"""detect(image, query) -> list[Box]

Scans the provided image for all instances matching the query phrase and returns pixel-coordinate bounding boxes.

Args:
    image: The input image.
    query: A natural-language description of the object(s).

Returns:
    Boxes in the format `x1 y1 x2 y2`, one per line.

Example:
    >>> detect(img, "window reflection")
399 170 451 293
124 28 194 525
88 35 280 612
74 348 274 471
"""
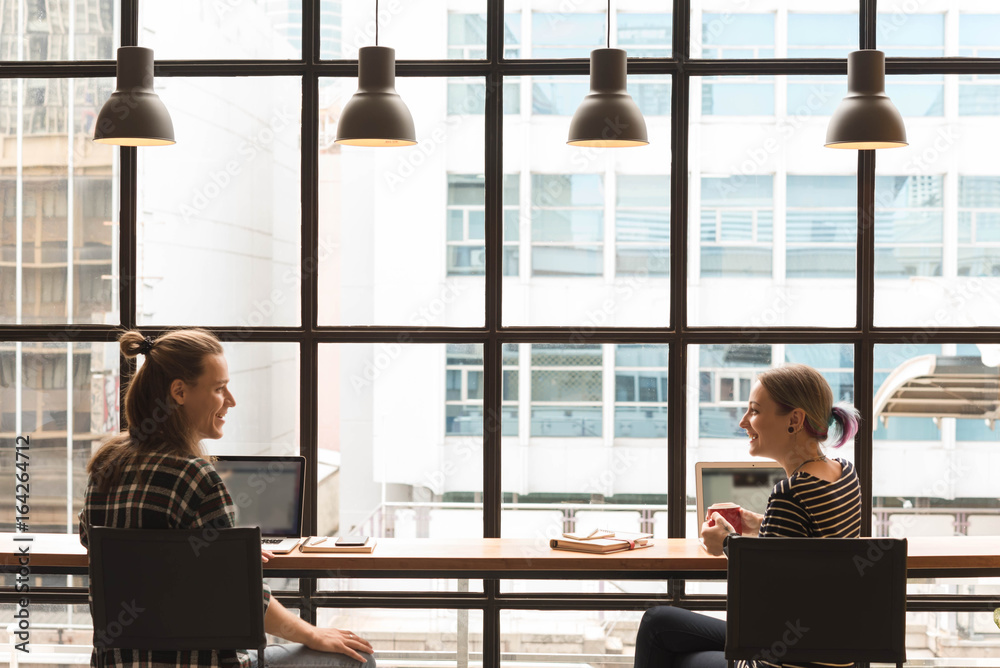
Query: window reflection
700 176 773 277
873 344 1000 539
786 176 856 279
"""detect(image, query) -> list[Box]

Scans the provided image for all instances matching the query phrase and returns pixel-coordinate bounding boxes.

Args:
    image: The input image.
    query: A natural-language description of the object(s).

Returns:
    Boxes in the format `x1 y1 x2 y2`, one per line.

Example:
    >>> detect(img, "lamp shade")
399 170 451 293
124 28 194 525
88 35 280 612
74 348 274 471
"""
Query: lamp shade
825 50 907 150
335 46 417 147
93 47 175 147
567 48 648 148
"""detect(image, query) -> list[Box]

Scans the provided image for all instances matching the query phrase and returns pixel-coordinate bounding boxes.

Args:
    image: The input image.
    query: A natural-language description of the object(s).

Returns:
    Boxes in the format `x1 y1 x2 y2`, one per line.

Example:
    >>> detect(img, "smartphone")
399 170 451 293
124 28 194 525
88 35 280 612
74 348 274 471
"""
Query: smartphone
335 536 368 547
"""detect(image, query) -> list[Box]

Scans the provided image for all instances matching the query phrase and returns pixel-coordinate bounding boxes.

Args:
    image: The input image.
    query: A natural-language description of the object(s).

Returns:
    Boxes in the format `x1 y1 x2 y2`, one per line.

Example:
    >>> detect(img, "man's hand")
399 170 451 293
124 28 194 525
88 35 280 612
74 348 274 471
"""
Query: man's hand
304 628 374 663
700 512 734 556
261 548 275 563
740 509 764 537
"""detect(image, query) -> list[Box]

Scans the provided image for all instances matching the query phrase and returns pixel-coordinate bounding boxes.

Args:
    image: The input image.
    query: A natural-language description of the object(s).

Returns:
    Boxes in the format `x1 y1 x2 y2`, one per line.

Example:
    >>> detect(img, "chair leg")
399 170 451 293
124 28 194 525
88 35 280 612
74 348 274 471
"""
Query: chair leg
259 643 267 668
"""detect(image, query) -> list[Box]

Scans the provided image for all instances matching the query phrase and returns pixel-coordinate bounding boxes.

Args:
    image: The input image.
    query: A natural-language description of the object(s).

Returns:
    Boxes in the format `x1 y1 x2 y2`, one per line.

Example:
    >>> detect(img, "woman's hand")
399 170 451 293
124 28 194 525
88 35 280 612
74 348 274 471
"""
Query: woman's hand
264 596 373 661
740 509 764 537
700 512 734 556
261 548 275 563
304 628 373 663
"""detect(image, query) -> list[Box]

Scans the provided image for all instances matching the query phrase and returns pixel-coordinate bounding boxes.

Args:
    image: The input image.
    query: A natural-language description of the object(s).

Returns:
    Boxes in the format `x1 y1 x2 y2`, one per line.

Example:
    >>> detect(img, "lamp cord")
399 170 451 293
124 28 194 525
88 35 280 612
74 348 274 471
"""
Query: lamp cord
376 0 379 46
607 0 610 48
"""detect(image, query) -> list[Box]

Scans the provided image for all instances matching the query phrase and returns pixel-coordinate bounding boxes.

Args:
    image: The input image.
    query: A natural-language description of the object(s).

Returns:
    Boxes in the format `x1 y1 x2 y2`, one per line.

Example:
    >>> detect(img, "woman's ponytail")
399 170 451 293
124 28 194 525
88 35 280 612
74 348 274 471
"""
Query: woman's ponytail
829 403 860 448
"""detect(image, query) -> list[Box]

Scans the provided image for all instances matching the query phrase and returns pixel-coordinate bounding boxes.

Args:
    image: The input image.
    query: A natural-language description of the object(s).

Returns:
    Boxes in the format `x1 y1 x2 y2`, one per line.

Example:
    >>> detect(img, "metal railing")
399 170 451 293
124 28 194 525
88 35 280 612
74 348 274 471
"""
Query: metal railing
355 501 1000 539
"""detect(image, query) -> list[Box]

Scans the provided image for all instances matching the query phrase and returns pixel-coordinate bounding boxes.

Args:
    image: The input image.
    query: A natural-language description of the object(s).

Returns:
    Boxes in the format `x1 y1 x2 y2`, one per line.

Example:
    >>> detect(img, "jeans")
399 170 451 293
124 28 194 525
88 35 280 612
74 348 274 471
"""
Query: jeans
247 644 375 668
634 606 726 668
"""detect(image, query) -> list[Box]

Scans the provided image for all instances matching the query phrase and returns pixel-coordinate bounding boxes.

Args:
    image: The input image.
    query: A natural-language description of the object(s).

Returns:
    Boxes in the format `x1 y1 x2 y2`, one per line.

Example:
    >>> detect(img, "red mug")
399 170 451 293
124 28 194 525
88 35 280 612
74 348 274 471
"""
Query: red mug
707 502 743 535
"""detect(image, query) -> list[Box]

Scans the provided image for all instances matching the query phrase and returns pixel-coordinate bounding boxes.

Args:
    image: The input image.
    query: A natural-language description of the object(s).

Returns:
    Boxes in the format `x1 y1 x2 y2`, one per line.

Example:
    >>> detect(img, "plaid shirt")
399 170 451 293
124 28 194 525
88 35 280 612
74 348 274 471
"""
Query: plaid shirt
79 452 271 668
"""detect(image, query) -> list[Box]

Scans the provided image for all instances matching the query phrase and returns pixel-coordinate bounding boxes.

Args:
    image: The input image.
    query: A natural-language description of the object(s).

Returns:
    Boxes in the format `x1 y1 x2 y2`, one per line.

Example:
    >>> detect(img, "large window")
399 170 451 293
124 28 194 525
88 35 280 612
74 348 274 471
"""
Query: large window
4 0 1000 665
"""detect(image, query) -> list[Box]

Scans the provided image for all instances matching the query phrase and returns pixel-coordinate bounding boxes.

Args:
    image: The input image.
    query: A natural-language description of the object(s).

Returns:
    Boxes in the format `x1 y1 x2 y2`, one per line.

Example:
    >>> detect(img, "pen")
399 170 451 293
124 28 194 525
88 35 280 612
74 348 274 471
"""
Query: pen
312 537 327 545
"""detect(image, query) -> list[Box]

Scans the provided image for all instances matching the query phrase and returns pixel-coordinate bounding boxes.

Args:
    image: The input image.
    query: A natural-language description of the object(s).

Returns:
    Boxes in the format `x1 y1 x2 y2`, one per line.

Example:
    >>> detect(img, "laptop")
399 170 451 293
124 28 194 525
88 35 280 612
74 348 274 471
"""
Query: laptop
210 455 306 554
695 461 787 527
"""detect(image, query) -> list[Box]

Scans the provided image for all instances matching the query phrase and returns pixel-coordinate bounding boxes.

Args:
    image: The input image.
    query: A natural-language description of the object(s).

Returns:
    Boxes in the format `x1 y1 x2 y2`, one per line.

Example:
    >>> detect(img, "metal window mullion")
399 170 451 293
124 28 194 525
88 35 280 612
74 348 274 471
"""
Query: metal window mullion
15 76 24 327
668 0 690 548
857 149 877 536
65 37 76 530
861 0 876 51
483 0 504 547
297 0 322 628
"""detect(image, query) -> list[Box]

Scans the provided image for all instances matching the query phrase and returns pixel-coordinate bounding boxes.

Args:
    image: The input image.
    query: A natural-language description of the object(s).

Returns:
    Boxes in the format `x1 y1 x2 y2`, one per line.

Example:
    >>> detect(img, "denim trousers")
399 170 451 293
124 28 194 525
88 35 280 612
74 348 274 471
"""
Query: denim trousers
247 645 375 668
633 606 727 668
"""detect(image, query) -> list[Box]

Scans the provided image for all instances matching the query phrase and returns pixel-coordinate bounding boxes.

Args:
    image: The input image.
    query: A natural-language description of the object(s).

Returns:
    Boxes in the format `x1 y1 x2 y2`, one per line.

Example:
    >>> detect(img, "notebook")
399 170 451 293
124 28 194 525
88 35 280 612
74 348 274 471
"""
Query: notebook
210 455 306 554
695 461 786 529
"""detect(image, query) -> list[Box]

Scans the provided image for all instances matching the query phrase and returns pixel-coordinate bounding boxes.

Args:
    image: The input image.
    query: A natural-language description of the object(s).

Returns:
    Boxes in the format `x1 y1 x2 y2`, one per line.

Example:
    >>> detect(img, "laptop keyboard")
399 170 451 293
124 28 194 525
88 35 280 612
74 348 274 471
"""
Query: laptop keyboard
262 538 284 544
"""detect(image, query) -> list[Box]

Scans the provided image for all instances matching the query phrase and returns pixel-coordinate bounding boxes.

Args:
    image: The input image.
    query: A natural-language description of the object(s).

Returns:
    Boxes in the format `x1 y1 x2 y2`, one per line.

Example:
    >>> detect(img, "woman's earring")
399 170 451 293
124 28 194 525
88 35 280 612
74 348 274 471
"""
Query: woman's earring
787 426 794 433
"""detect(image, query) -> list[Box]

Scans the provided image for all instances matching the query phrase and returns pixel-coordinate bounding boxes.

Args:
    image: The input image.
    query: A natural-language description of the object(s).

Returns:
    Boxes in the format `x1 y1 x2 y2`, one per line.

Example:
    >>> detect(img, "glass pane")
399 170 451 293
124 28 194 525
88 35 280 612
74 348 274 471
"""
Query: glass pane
875 77 1000 326
701 76 775 116
873 344 1000 539
616 343 669 440
140 1 302 59
694 3 856 59
532 12 604 59
503 344 668 539
875 175 944 280
205 342 300 458
1 0 117 60
690 81 858 325
445 174 512 277
0 78 117 325
504 76 672 326
501 609 648 664
0 341 118 533
531 75 589 116
959 7 1000 58
618 12 672 58
318 344 484 539
959 8 1000 113
787 12 857 58
696 11 775 59
617 175 670 278
136 77 301 327
876 9 945 57
316 608 484 664
688 344 856 539
507 7 672 59
786 75 847 117
325 1 488 60
885 74 945 117
319 77 485 326
0 603 92 661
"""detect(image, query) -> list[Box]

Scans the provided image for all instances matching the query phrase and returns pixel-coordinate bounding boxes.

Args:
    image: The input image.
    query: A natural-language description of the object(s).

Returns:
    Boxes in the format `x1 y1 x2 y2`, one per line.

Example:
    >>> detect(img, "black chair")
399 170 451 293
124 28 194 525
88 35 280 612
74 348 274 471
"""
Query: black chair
88 526 267 668
725 536 907 668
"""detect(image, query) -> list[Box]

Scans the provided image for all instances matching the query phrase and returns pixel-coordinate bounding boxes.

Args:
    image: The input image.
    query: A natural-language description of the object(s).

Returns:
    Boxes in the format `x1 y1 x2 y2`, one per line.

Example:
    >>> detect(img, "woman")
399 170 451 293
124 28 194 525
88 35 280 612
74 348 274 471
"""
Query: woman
80 328 375 668
633 363 862 668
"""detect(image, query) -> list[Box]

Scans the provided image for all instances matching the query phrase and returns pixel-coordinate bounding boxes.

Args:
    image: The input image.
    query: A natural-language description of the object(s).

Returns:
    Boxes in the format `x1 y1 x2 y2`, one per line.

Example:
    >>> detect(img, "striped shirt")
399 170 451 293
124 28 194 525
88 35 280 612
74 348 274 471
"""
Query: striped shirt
759 457 862 539
79 451 271 668
747 457 862 668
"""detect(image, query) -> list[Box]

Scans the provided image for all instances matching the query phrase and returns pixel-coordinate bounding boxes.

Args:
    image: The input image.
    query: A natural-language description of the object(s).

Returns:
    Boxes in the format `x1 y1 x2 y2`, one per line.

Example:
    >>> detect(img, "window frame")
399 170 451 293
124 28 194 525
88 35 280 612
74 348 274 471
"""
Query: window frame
3 0 999 645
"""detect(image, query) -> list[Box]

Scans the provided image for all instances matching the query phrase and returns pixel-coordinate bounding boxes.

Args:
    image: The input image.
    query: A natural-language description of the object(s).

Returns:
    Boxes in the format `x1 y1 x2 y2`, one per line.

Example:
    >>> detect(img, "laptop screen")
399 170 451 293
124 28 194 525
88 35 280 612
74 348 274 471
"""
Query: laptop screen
210 456 305 537
695 462 786 525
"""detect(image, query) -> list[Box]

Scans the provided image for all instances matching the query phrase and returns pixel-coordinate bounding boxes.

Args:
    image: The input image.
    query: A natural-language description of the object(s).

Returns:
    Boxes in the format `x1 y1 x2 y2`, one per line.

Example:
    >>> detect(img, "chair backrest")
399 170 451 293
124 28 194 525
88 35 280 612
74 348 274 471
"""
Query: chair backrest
88 526 265 660
725 536 907 667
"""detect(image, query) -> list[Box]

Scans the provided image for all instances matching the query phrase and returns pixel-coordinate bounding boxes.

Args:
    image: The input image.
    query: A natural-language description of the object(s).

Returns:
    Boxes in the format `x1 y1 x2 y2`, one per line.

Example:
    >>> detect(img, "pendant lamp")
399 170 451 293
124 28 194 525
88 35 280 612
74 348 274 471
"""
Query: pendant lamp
93 47 175 147
825 50 907 150
335 1 416 147
567 1 648 148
